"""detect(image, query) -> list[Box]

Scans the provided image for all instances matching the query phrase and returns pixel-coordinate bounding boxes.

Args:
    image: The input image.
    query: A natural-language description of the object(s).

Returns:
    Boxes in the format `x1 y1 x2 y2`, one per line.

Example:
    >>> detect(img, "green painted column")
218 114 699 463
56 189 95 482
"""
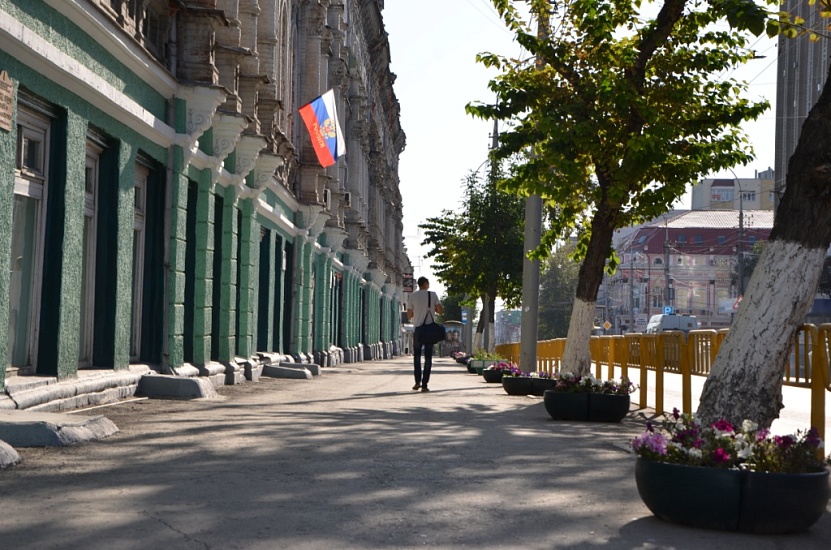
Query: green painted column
263 229 276 352
217 186 237 361
303 242 315 354
113 142 137 369
345 272 354 348
0 81 16 391
190 171 214 365
52 111 87 379
341 271 351 349
236 199 257 358
166 97 188 368
273 236 287 353
312 253 324 353
315 254 333 353
292 239 313 356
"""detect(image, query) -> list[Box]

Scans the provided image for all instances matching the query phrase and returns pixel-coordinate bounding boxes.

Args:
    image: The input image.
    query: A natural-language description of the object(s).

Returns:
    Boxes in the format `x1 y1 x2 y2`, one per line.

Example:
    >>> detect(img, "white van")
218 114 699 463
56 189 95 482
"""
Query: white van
645 314 699 334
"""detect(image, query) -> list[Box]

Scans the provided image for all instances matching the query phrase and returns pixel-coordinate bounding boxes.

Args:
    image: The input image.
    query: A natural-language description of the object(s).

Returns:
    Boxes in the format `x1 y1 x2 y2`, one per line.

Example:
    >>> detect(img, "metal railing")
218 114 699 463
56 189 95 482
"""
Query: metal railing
496 324 831 441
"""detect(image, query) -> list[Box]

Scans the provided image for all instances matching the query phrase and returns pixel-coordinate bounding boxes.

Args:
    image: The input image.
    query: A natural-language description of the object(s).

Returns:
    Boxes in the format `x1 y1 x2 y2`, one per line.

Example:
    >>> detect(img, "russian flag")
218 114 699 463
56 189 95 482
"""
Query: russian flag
299 89 346 168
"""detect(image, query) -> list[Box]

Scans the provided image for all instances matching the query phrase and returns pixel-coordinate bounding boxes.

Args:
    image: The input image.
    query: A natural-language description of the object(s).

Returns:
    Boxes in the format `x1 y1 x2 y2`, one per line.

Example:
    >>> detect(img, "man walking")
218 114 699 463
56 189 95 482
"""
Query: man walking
406 277 443 392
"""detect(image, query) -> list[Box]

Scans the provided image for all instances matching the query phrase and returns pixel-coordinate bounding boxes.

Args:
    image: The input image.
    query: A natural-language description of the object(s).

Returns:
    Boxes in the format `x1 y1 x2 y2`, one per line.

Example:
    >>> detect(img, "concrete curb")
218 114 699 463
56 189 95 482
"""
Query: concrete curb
0 410 119 447
138 374 219 399
3 367 150 412
262 365 312 379
280 362 322 376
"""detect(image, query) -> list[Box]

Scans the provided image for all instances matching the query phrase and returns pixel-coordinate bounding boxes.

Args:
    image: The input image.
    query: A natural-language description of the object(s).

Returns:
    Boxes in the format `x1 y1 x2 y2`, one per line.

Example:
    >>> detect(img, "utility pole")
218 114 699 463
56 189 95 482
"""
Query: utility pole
664 224 671 308
519 3 549 371
728 169 745 297
482 119 500 351
629 245 635 330
738 190 745 297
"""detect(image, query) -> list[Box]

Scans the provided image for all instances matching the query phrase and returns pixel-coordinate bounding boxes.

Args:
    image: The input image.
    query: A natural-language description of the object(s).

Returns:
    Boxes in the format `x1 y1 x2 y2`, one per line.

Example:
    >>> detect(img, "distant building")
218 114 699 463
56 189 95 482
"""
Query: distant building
495 310 521 345
604 210 773 331
775 0 826 205
692 170 775 212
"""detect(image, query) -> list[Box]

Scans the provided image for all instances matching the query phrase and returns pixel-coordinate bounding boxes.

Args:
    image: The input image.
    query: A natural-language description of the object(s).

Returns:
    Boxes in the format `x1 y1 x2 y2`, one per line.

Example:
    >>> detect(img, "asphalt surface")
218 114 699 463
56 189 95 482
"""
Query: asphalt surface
1 356 830 549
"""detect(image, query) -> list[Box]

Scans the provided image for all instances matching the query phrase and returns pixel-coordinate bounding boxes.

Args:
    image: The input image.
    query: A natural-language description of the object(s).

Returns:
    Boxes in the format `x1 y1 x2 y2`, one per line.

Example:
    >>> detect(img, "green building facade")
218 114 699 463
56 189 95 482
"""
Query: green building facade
0 0 410 392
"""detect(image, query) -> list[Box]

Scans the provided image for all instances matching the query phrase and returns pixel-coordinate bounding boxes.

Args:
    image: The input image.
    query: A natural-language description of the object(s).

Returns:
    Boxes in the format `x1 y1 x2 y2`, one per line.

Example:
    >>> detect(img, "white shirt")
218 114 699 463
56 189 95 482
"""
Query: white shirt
408 289 440 327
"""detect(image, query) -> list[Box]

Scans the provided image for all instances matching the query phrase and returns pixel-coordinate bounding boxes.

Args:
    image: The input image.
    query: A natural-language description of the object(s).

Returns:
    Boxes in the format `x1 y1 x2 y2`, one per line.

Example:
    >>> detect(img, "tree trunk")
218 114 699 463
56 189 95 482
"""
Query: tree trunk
561 204 616 376
473 293 497 352
697 62 831 428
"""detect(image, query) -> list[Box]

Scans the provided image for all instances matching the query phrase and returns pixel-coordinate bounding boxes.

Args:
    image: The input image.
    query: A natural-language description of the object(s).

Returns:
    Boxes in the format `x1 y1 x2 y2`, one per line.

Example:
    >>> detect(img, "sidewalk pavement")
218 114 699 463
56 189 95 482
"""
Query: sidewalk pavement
0 355 829 549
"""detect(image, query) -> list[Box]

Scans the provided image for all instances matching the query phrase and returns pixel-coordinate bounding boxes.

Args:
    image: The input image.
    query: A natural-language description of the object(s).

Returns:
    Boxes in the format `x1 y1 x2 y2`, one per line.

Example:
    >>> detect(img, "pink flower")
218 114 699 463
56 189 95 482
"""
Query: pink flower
713 448 731 463
711 419 734 433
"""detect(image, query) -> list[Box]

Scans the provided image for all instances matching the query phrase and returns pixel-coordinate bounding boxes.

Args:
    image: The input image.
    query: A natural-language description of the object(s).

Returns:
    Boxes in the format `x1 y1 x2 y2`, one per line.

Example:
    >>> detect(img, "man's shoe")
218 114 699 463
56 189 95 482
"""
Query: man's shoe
421 386 430 392
412 384 421 390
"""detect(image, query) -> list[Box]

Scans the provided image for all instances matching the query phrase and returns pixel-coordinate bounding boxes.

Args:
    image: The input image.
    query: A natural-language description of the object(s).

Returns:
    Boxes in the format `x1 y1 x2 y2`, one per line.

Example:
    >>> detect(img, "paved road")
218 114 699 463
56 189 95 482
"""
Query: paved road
1 356 829 549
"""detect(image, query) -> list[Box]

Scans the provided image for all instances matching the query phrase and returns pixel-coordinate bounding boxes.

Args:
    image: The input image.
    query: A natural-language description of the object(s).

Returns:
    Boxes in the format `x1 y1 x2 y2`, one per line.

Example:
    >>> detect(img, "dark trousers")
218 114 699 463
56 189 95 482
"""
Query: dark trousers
413 340 434 387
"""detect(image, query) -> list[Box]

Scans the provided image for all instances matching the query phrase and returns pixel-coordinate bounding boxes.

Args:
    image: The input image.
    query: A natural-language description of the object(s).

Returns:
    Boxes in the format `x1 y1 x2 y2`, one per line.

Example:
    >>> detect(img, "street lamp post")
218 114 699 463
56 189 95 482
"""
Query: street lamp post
727 168 745 297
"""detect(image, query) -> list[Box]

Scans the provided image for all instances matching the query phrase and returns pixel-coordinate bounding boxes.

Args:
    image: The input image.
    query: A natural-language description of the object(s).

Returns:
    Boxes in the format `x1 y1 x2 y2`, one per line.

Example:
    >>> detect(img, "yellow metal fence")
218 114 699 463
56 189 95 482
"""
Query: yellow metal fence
495 325 831 441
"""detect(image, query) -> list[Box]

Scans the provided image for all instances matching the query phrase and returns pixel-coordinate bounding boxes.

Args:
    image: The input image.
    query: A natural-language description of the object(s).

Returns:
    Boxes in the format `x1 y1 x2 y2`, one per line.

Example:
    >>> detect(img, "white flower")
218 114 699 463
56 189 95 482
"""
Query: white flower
741 419 758 432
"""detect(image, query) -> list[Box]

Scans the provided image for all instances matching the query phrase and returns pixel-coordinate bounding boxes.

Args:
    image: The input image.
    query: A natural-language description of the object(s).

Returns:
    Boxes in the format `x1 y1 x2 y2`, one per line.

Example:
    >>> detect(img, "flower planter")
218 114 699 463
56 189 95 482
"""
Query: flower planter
482 368 503 383
587 393 630 422
635 459 742 531
530 377 557 396
502 376 533 396
469 359 494 376
543 392 630 422
543 391 588 421
636 459 830 534
738 469 830 534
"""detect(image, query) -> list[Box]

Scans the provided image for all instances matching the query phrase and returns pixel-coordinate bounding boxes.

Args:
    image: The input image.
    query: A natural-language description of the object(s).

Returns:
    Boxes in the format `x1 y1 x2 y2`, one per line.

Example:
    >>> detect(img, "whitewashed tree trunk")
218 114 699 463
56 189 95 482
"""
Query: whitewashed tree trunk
561 298 595 375
697 62 831 428
697 242 826 427
471 322 496 353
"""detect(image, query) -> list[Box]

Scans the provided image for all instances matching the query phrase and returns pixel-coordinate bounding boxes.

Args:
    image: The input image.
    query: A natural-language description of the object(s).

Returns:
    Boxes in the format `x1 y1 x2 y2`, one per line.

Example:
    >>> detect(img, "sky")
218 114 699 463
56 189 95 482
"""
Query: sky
382 1 779 299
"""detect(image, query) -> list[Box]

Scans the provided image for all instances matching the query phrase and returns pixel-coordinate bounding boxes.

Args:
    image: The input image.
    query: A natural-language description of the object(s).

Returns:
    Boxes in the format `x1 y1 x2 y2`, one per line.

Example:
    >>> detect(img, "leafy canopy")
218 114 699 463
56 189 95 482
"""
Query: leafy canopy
419 161 525 308
468 0 773 267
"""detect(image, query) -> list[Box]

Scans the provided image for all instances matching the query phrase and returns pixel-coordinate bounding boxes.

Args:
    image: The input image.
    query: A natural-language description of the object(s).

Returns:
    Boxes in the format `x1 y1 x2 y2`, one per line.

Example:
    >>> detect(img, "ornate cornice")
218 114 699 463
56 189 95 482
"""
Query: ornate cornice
253 151 284 189
212 111 249 164
177 84 227 148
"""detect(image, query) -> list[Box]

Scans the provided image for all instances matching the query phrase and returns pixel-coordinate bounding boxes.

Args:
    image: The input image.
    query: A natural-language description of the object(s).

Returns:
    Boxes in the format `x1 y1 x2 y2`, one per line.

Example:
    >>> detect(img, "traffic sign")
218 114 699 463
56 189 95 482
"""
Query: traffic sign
663 306 674 315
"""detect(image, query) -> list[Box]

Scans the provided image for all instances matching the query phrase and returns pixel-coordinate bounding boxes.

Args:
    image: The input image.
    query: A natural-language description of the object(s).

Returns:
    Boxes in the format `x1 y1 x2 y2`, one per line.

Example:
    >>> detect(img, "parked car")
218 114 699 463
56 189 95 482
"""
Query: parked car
645 314 699 334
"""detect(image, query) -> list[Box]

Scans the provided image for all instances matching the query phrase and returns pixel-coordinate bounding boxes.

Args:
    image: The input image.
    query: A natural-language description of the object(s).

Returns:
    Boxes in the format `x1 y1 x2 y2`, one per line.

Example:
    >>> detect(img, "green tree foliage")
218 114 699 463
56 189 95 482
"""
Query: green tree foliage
538 243 581 339
438 293 477 324
468 0 771 373
419 161 525 328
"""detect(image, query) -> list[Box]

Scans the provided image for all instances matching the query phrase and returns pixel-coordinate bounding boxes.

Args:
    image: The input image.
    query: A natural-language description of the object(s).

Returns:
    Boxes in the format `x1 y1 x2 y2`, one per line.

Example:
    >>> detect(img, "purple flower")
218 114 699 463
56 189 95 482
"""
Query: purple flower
775 435 795 450
806 427 822 448
632 433 668 455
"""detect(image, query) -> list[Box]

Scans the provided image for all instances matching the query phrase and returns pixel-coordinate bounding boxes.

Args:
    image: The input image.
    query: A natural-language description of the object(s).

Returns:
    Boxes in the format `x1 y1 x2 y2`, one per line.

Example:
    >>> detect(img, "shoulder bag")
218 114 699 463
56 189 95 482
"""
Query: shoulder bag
415 292 446 346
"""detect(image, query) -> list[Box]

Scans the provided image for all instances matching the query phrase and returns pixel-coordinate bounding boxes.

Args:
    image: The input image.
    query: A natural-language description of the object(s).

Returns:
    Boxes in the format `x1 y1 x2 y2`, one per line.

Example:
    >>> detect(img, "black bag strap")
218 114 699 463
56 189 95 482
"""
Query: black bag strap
422 292 434 325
